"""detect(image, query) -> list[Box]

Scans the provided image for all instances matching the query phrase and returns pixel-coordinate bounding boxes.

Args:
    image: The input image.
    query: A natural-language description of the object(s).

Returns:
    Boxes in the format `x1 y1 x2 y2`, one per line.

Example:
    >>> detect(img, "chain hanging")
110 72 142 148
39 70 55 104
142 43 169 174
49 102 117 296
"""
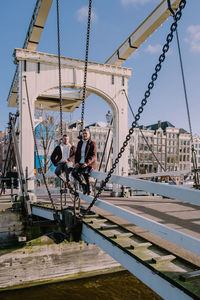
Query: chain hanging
56 0 63 137
24 76 61 222
82 0 186 216
80 0 92 133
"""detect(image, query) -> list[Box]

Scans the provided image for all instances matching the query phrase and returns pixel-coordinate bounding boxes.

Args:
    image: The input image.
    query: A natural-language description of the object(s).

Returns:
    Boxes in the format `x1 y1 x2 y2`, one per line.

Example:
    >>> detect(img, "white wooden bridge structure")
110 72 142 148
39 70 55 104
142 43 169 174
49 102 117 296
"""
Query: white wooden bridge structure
3 0 200 299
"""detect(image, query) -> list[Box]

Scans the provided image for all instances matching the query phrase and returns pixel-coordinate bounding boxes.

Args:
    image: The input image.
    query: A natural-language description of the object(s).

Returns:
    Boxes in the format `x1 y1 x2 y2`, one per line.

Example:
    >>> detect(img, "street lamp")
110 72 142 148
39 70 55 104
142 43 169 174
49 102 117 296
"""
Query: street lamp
106 110 112 126
34 103 44 128
38 103 44 118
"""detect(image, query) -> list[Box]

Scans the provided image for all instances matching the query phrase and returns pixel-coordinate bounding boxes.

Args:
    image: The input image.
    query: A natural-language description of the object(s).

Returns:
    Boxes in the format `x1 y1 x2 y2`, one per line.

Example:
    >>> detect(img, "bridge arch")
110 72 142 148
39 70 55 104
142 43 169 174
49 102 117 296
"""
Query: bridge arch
15 48 132 190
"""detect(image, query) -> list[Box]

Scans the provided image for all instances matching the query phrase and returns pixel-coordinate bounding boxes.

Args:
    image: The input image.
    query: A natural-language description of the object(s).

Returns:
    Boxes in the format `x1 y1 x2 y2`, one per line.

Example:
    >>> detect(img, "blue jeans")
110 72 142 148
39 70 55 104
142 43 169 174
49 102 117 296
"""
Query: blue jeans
55 162 70 182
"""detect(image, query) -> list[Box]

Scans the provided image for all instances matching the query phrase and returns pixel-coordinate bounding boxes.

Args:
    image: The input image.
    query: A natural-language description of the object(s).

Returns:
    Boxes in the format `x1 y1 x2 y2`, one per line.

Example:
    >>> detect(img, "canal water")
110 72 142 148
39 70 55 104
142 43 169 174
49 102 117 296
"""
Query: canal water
0 270 162 300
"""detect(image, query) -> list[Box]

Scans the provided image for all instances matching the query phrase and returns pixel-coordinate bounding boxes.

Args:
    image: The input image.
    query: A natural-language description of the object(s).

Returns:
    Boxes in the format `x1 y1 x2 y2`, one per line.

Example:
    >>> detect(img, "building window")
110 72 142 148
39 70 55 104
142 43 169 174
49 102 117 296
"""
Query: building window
111 75 114 85
37 62 40 73
122 76 125 86
24 60 27 72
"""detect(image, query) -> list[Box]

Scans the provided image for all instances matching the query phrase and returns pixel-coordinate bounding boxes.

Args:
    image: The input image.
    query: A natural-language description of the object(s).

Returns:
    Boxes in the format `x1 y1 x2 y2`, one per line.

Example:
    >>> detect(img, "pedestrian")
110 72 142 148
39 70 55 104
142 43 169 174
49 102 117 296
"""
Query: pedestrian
51 134 76 188
72 128 96 195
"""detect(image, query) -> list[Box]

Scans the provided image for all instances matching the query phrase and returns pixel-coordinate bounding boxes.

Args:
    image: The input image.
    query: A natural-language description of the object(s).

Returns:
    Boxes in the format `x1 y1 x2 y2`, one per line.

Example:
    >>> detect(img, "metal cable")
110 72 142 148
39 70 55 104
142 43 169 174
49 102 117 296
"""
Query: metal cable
174 17 200 186
24 76 60 222
94 119 113 193
81 0 186 217
123 89 177 184
80 0 92 133
175 26 193 140
56 0 63 137
168 0 198 186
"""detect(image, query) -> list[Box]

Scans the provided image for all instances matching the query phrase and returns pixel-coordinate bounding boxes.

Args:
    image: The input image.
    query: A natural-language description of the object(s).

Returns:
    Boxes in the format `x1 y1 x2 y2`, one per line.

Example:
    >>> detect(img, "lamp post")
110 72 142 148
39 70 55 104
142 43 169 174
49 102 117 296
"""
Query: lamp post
34 103 44 127
106 110 112 127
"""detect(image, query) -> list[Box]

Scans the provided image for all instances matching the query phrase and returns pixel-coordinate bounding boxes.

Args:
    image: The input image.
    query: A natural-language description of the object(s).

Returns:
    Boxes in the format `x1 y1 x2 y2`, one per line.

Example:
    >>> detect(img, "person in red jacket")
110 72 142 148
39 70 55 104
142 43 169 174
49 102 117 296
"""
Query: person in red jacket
51 135 76 188
72 128 96 195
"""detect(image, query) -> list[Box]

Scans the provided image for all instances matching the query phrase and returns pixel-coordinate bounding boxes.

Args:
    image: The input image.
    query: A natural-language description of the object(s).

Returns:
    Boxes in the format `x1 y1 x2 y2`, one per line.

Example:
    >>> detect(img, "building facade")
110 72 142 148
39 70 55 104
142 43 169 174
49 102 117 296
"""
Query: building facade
128 121 192 175
193 134 200 168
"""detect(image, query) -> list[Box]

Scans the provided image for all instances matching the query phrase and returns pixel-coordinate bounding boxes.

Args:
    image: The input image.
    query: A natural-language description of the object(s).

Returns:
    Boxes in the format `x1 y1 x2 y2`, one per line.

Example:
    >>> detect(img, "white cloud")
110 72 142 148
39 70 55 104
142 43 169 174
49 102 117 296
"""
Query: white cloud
121 0 153 5
76 6 98 23
145 44 162 54
185 25 200 53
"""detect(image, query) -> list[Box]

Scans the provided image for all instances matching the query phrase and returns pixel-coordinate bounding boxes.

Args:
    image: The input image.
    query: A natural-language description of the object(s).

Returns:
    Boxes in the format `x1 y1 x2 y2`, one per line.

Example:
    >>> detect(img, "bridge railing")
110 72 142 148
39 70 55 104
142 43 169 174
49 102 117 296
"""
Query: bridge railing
32 170 200 255
79 171 200 256
91 171 200 207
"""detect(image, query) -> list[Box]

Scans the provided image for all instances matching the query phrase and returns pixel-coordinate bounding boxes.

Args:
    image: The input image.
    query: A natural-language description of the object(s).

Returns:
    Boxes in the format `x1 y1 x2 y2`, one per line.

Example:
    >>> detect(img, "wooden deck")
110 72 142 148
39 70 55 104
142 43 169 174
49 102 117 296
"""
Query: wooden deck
33 191 200 267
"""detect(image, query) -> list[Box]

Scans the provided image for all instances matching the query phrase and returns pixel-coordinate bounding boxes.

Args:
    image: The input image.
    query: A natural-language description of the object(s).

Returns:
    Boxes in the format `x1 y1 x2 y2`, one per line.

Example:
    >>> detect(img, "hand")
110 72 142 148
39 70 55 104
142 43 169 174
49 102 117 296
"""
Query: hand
75 163 80 168
63 160 68 163
82 163 87 168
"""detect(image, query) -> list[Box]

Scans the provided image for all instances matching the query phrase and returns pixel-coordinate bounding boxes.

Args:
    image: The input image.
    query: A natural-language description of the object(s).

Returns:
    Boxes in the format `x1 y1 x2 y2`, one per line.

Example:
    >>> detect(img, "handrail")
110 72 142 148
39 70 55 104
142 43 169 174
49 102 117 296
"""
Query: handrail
91 171 200 207
34 170 200 206
80 192 200 256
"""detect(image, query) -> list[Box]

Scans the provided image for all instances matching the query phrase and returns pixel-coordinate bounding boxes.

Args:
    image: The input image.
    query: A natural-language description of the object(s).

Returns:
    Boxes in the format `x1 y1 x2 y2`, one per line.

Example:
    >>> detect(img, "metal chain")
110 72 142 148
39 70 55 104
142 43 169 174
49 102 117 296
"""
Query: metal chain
56 0 63 137
24 76 60 222
80 0 92 133
82 0 186 216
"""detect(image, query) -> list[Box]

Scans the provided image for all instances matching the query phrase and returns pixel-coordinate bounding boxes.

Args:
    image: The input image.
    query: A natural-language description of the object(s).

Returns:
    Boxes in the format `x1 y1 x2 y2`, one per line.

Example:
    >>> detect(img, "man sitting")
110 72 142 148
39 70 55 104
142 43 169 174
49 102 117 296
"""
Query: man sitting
72 128 96 195
51 134 76 189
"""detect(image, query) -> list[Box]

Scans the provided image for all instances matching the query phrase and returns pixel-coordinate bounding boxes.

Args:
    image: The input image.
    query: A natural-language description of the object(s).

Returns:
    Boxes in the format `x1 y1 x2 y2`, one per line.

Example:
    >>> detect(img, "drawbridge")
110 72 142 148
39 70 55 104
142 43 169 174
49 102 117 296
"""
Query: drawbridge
2 0 200 299
30 170 200 300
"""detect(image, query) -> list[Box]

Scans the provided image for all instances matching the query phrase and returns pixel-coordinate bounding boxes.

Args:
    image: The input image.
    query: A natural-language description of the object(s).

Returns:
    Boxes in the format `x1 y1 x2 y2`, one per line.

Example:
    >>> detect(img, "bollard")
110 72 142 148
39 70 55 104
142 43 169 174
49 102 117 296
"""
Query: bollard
11 177 14 202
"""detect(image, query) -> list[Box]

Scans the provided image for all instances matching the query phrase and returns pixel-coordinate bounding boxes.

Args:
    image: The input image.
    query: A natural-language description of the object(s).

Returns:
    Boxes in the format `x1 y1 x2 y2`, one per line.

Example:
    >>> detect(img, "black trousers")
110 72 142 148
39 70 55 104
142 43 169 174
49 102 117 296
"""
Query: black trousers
72 165 91 187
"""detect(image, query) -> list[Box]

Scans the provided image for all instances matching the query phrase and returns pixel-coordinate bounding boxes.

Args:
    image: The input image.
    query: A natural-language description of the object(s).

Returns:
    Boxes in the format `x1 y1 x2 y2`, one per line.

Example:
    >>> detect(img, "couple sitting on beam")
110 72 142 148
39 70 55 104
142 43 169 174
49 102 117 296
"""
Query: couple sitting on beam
50 128 96 195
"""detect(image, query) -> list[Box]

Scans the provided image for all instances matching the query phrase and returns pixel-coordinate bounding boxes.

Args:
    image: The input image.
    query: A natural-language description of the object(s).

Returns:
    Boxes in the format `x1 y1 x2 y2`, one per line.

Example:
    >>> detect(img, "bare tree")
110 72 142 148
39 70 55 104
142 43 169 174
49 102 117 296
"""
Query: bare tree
35 113 56 173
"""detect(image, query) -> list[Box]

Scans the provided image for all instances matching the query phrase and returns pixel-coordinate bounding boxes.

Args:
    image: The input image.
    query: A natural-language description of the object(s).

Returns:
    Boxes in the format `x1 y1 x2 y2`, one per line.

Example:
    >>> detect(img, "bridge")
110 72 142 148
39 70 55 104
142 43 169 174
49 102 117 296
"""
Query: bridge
1 0 200 299
28 170 200 300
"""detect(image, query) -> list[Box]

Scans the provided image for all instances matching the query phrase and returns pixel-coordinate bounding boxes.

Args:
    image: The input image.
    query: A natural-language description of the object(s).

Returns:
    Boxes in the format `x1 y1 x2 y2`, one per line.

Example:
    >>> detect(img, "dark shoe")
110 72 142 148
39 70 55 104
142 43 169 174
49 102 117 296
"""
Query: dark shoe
67 182 73 190
82 183 87 194
86 184 91 195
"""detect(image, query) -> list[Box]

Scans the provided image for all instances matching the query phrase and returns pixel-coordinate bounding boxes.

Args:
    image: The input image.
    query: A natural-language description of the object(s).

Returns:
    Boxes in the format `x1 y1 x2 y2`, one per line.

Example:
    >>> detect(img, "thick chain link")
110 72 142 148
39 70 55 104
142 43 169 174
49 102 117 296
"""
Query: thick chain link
80 0 92 132
83 0 186 216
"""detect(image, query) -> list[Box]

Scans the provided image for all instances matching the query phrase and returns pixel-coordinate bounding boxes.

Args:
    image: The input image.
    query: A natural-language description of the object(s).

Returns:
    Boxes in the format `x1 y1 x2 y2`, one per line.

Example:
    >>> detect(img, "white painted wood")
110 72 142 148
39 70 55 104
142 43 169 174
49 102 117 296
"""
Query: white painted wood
14 49 132 178
80 192 200 256
106 0 182 66
82 224 193 300
91 171 200 206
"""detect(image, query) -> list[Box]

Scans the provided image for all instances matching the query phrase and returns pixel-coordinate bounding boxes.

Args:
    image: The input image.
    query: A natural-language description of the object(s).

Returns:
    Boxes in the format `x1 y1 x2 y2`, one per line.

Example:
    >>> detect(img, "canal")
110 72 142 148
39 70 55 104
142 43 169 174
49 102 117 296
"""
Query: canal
0 270 162 300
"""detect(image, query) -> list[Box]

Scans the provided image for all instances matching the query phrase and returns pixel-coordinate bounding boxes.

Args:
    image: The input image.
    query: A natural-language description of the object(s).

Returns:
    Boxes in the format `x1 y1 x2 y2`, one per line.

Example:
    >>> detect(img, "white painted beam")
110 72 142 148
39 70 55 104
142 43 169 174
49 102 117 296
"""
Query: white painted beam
130 169 191 179
82 224 193 300
91 171 200 206
31 205 62 221
80 192 200 256
7 0 53 105
105 0 182 66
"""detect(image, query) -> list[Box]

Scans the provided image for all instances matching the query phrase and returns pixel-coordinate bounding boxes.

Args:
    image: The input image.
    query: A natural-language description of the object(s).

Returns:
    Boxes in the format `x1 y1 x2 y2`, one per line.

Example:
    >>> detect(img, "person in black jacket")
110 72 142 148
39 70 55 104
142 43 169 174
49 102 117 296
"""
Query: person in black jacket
51 135 76 188
72 128 96 194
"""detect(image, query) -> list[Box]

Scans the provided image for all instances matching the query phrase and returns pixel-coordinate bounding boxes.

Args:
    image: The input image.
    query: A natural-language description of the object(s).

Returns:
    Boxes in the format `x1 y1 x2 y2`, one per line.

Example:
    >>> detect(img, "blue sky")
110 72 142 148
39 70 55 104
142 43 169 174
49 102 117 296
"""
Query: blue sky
0 0 200 134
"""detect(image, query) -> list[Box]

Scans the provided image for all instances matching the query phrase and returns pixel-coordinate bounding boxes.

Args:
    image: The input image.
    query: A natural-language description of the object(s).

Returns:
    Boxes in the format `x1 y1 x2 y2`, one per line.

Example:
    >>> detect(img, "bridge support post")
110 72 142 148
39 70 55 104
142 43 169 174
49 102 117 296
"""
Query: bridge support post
18 60 35 192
